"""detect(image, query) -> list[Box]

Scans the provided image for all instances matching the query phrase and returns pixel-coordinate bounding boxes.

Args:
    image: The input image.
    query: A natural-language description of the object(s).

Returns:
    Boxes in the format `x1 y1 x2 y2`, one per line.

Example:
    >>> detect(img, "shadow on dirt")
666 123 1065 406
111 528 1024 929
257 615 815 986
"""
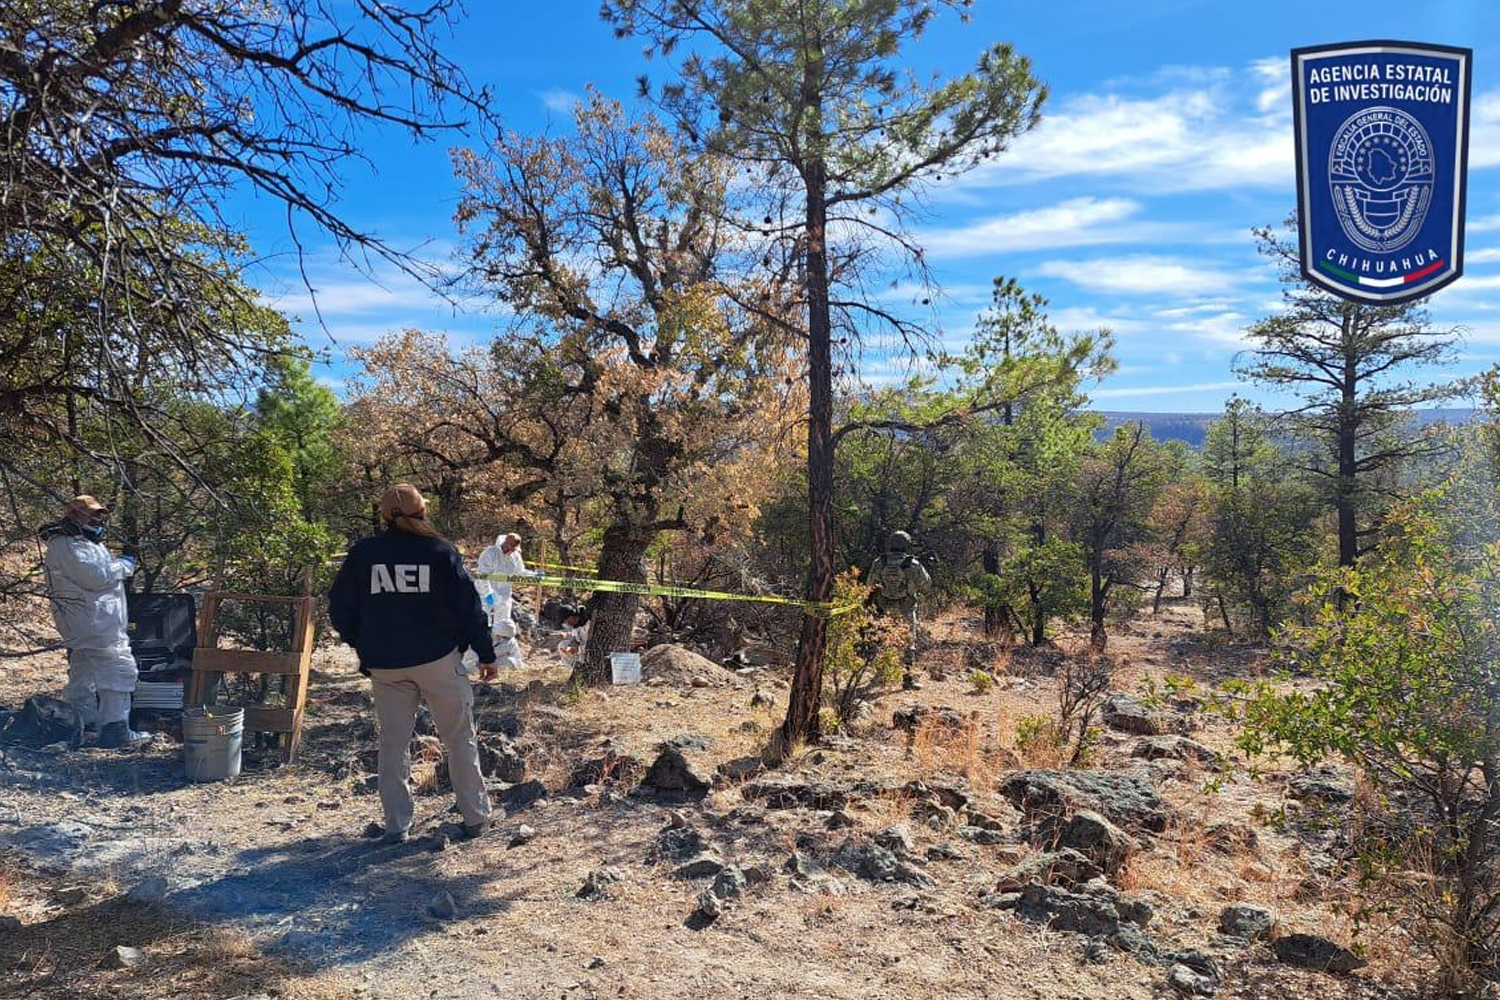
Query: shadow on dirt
167 831 523 970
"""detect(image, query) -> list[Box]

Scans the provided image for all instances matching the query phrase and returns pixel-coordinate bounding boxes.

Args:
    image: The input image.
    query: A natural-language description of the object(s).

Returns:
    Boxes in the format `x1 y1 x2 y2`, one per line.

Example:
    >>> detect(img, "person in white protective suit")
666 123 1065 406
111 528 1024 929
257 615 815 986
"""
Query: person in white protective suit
39 495 150 748
469 532 537 673
475 532 529 627
557 606 590 671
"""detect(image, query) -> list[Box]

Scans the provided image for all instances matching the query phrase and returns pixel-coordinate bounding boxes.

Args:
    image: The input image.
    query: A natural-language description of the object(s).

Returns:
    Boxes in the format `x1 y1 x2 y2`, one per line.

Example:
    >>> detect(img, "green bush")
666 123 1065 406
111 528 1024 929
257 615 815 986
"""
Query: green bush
822 570 904 726
1231 491 1500 991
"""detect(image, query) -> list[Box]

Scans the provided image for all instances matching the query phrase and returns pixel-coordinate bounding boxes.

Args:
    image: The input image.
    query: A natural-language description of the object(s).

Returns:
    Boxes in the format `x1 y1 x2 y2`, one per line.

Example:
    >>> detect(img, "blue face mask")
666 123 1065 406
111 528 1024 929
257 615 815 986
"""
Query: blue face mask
82 523 105 541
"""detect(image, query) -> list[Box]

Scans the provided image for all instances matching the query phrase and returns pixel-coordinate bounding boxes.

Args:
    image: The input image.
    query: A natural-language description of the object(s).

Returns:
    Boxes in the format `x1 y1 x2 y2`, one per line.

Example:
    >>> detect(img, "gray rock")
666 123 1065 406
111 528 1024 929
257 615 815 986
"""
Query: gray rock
831 840 935 889
1103 692 1168 736
927 844 968 862
959 825 1011 846
577 867 625 900
715 755 765 782
1167 964 1217 996
509 824 536 847
1272 933 1367 972
427 891 459 920
0 915 20 932
749 688 776 709
695 887 724 921
978 891 1022 910
995 849 1102 891
825 809 857 830
1016 880 1137 937
905 777 971 812
568 749 645 788
1000 769 1169 833
1050 809 1137 874
653 825 710 862
964 807 1012 831
785 850 830 881
709 865 747 900
641 748 712 800
674 854 728 879
740 775 850 810
125 876 168 905
105 945 147 969
1288 766 1354 806
1165 949 1222 980
499 779 548 810
892 705 967 734
657 733 713 752
1110 922 1158 958
1133 736 1222 768
872 824 915 856
1218 903 1275 941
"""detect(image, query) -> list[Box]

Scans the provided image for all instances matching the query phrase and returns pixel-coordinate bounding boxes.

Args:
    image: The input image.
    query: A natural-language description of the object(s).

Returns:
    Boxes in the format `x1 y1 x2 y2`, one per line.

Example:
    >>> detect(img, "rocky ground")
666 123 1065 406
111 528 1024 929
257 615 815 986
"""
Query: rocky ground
0 598 1438 999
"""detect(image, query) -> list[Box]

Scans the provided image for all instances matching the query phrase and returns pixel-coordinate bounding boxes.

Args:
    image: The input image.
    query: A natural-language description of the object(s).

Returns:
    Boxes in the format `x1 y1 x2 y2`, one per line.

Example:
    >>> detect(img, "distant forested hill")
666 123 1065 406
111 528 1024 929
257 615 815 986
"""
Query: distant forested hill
1095 408 1478 448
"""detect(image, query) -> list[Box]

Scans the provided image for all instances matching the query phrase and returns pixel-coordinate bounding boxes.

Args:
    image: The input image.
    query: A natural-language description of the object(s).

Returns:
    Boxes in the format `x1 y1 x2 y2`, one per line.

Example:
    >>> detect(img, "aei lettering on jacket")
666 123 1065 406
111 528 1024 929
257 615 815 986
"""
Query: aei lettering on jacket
370 564 431 594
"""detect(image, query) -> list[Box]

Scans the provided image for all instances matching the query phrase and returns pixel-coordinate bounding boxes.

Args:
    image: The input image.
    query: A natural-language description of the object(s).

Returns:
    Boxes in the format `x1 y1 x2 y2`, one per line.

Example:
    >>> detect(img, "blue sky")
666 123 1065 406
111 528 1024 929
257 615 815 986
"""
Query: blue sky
237 1 1500 413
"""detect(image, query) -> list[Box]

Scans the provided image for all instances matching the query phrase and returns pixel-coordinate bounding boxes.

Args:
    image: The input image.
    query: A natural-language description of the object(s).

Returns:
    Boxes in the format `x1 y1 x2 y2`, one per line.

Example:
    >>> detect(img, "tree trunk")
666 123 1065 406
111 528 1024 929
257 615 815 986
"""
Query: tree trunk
1089 561 1107 650
571 521 653 686
778 157 834 756
1182 566 1194 599
1028 584 1046 646
982 543 1004 637
1337 320 1359 568
1152 566 1168 614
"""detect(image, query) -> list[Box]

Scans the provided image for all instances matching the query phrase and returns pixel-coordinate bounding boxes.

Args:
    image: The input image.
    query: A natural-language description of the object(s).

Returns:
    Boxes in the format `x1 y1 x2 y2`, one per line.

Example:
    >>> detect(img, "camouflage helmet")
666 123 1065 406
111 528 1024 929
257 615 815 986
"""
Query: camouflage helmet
886 530 912 552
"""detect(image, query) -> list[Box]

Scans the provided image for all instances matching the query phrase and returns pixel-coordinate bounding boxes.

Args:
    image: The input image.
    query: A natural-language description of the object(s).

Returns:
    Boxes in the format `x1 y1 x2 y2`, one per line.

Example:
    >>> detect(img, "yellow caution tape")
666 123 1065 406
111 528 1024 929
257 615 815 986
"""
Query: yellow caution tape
480 571 858 618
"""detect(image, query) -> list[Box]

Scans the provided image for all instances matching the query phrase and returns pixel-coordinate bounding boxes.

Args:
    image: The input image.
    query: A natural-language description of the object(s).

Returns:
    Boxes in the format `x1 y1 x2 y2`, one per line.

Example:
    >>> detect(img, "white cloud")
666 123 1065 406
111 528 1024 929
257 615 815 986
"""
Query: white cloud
920 197 1203 258
1034 255 1235 297
1046 306 1150 336
1470 213 1500 233
272 278 450 319
537 88 581 114
1467 248 1500 264
943 59 1291 192
1470 88 1500 170
1165 310 1252 347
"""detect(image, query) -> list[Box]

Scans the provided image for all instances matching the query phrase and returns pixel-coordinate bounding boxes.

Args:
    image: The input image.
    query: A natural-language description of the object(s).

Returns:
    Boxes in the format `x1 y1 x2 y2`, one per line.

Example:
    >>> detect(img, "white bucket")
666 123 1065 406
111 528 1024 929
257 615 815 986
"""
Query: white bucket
183 706 243 782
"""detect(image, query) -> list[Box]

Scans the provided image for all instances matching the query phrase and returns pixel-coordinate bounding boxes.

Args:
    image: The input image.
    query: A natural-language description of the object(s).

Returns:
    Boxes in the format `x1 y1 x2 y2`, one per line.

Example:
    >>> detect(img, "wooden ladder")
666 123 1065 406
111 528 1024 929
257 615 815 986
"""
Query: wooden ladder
184 573 314 762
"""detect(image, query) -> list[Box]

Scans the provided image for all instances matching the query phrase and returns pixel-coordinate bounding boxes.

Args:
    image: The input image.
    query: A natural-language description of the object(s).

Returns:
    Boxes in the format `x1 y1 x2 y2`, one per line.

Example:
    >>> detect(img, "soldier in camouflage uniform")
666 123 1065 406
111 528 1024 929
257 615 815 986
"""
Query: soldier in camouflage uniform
866 530 932 690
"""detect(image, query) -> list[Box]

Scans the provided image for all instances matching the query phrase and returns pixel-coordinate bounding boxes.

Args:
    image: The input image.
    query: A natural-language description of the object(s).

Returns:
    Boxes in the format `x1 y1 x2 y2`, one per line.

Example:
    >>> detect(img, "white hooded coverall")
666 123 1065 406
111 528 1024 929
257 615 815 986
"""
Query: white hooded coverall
474 530 534 671
45 533 137 728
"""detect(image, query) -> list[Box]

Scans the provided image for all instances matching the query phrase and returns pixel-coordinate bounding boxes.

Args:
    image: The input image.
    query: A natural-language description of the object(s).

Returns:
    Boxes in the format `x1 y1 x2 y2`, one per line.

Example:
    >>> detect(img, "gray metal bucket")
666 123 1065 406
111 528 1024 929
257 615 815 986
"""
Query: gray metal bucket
183 706 243 782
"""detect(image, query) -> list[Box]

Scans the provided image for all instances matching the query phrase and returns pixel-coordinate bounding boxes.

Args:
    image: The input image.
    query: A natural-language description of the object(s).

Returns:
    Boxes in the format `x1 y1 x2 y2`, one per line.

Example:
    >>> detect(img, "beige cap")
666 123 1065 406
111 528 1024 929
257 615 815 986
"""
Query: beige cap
378 484 427 522
67 495 108 515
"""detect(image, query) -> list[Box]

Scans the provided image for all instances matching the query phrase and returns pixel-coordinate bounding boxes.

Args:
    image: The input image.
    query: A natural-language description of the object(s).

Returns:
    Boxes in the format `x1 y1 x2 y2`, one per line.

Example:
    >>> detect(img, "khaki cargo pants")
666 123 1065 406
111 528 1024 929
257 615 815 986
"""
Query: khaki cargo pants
370 649 492 834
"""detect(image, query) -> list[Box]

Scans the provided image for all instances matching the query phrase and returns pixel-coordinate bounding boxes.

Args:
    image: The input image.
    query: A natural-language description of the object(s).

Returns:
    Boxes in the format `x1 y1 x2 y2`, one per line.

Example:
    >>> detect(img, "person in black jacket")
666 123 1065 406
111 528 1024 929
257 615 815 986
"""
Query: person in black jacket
328 484 495 843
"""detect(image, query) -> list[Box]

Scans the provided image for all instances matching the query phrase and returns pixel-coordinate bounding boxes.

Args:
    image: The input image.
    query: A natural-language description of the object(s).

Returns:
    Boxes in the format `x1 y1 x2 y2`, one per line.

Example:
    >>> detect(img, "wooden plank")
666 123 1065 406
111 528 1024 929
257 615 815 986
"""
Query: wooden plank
191 648 303 675
285 595 314 761
243 706 296 733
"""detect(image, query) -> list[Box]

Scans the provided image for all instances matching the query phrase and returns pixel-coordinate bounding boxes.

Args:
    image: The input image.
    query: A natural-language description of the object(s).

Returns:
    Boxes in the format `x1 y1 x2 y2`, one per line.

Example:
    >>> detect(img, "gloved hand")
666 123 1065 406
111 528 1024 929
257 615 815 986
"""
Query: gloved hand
118 556 136 576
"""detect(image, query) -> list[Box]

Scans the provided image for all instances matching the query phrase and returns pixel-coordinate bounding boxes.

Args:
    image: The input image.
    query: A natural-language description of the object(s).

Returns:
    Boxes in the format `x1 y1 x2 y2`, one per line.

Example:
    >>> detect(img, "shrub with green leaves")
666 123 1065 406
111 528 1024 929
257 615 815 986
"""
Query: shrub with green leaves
822 569 904 727
1232 490 1500 990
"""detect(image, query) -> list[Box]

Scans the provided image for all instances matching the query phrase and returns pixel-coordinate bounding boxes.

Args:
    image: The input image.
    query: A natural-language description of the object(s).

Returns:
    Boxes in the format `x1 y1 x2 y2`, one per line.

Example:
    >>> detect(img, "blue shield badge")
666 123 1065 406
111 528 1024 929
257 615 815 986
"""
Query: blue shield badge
1292 41 1472 304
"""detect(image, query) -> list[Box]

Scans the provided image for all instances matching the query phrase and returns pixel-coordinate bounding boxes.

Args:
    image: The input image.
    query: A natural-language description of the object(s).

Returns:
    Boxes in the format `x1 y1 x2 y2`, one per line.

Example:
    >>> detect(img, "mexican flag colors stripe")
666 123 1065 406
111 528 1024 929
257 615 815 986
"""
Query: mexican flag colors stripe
1317 258 1448 290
